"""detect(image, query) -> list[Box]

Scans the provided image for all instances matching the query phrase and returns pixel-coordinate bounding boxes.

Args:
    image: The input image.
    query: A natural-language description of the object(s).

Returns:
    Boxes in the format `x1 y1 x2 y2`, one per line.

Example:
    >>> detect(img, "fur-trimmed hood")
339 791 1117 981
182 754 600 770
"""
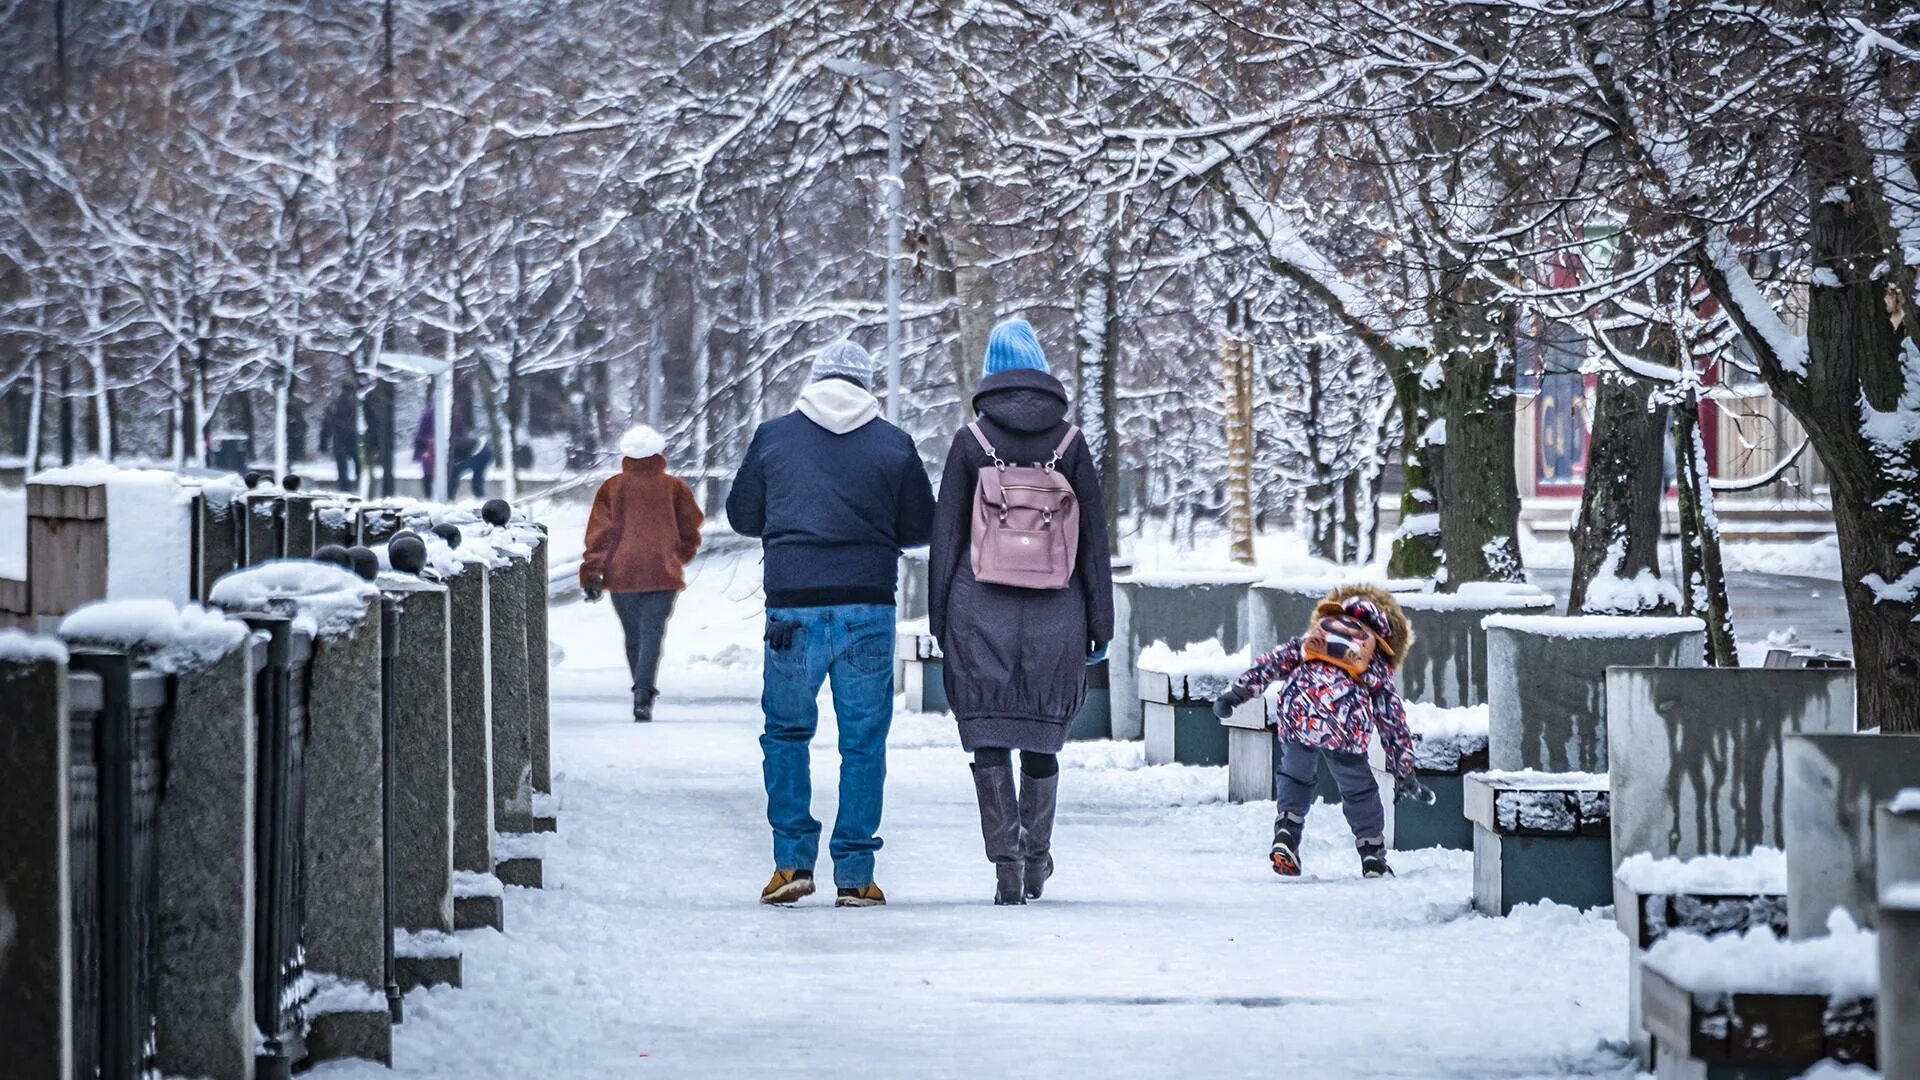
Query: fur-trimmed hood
1311 584 1414 670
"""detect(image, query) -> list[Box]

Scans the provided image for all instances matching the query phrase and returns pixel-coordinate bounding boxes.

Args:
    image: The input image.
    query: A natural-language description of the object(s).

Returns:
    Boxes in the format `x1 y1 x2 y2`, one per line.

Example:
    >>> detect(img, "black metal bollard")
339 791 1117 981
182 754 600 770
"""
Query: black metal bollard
379 595 404 1024
243 614 314 1080
65 649 166 1080
67 669 103 1080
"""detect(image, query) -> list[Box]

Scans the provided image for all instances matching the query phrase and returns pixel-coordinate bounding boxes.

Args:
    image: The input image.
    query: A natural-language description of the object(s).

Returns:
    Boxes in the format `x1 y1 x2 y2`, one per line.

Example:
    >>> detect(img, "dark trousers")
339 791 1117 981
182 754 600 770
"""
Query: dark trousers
611 590 677 704
333 445 356 490
1273 738 1385 844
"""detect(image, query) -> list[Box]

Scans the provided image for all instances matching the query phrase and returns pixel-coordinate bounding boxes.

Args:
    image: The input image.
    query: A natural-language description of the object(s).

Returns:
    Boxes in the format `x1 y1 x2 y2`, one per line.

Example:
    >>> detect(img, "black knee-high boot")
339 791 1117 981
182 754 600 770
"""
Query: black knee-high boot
970 763 1025 905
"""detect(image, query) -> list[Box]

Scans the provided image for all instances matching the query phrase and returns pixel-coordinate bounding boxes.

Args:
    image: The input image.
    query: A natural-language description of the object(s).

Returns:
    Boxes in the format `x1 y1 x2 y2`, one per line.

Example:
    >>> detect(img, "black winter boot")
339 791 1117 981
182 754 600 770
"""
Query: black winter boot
1018 770 1058 900
971 764 1025 905
1358 840 1394 879
1270 815 1304 877
633 689 656 723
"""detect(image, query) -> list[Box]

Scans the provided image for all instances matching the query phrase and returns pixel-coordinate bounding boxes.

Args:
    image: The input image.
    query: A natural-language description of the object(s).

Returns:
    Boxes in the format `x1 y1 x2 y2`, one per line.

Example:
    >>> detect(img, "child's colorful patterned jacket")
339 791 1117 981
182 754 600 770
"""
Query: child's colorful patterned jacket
1230 596 1416 778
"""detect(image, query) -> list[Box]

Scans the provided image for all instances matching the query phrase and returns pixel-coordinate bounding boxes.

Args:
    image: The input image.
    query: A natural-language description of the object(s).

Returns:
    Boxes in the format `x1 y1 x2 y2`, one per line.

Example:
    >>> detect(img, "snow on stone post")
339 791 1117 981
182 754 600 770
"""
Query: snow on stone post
243 490 286 566
207 564 391 1066
1879 792 1920 1079
1482 615 1705 773
525 522 553 802
1781 733 1920 940
443 551 500 931
1109 570 1259 742
58 601 257 1080
0 632 74 1079
312 498 359 550
358 504 403 546
282 491 319 559
1606 667 1856 868
376 573 462 989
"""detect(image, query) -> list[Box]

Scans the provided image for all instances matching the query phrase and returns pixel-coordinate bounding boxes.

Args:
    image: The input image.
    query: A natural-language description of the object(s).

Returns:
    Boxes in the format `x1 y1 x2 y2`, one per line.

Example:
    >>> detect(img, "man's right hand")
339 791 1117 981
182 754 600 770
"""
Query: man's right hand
583 580 604 603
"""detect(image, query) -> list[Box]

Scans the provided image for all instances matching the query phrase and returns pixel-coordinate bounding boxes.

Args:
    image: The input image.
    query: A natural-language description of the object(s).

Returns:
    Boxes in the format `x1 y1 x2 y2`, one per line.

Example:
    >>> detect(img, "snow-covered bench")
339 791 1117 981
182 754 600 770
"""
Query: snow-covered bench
1640 913 1878 1078
1138 640 1240 767
1614 849 1791 1066
1464 770 1613 916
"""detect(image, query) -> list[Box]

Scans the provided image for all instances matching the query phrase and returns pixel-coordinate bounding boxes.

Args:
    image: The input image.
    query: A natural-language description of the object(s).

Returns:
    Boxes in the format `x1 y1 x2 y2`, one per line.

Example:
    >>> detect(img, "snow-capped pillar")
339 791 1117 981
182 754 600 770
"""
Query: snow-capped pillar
357 503 403 546
1782 733 1920 939
242 489 287 566
1606 667 1855 869
192 486 245 603
283 490 319 559
69 614 257 1080
486 536 540 890
378 574 461 990
312 498 360 550
207 563 390 1066
1482 615 1705 774
1879 796 1920 1079
524 523 553 801
443 558 500 931
0 635 75 1079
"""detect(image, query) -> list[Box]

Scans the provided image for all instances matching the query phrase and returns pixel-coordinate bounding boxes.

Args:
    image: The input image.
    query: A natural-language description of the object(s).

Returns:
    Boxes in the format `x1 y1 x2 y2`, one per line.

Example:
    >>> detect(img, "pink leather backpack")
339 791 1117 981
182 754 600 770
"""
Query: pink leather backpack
968 423 1081 590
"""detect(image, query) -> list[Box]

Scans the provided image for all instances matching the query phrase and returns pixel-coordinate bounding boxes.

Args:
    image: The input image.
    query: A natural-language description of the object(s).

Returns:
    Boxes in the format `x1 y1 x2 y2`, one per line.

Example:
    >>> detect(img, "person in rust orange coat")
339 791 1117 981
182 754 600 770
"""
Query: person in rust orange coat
581 424 704 721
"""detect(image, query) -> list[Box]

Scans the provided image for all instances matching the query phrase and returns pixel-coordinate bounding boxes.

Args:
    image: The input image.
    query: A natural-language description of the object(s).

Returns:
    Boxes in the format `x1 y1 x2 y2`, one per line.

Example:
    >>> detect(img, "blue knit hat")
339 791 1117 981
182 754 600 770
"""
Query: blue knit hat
983 319 1049 376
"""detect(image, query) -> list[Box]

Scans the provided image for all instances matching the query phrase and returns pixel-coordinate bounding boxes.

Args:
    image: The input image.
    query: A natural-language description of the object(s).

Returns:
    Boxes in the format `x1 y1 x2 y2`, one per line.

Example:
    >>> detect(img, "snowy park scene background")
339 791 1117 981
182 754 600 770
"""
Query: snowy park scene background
2 3 1920 1079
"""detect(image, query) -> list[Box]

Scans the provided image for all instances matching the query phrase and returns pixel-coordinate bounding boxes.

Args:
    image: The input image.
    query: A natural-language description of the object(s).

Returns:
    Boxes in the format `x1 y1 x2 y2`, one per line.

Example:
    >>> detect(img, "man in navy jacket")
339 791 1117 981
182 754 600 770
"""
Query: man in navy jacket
728 340 935 908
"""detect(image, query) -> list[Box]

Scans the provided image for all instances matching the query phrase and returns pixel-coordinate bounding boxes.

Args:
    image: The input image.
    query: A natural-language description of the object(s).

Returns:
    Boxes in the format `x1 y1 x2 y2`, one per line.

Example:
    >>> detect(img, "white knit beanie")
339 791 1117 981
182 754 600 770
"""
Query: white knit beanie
810 339 876 390
618 424 666 460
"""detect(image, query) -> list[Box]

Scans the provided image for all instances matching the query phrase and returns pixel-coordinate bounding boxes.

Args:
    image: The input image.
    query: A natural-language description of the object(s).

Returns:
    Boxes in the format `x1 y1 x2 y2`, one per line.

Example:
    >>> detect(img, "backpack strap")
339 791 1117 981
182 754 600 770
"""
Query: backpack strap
1045 425 1081 470
968 422 1006 468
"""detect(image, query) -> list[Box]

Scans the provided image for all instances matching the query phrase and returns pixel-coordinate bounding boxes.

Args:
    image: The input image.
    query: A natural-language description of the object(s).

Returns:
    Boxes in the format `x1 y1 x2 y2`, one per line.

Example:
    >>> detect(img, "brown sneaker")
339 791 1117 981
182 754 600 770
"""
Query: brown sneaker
835 882 887 908
760 869 815 905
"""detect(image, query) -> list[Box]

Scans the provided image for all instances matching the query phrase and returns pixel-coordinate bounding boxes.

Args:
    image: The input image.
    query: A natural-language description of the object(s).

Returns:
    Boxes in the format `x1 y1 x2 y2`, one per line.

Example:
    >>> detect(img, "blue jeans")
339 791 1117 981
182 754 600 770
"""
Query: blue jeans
760 604 896 887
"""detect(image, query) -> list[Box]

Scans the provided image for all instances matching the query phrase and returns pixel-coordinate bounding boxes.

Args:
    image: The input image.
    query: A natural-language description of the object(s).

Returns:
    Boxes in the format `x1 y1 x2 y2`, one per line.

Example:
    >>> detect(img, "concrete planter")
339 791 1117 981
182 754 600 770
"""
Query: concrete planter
1465 771 1613 916
1782 732 1920 938
1607 667 1856 868
1139 668 1231 767
1110 573 1257 741
1393 586 1551 708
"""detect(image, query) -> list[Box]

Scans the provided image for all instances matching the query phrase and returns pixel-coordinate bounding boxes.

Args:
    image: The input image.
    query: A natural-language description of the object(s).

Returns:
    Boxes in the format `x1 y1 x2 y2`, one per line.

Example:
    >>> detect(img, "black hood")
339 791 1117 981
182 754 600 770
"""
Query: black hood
972 369 1069 433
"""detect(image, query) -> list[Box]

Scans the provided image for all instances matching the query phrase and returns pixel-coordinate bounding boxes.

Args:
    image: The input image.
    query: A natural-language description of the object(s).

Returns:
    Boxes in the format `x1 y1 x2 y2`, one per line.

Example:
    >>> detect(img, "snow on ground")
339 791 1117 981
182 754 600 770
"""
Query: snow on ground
314 547 1635 1080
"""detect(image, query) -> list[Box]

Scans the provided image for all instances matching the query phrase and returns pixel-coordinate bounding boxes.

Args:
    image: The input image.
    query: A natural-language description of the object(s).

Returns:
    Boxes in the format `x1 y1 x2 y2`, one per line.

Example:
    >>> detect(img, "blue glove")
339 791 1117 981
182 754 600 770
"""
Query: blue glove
1086 641 1109 667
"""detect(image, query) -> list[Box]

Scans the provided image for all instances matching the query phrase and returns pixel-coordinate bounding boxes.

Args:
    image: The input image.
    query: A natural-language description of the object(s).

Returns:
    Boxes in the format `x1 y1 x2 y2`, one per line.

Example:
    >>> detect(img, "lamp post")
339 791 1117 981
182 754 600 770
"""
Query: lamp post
825 59 904 424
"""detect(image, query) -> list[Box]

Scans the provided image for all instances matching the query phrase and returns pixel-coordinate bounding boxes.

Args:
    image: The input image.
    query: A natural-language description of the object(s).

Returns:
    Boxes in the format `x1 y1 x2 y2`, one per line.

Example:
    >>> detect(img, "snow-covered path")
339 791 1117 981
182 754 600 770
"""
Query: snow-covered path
317 555 1635 1079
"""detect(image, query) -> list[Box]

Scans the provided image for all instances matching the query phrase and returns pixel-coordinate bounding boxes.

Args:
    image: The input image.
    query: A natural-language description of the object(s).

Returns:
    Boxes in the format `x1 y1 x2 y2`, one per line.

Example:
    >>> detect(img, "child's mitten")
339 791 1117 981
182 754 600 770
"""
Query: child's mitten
1211 684 1253 720
1394 774 1437 806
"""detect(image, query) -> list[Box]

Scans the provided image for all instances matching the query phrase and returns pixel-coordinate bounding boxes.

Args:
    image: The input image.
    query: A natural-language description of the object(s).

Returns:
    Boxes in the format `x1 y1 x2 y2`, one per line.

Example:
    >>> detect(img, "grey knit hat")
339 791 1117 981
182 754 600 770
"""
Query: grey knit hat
810 339 876 390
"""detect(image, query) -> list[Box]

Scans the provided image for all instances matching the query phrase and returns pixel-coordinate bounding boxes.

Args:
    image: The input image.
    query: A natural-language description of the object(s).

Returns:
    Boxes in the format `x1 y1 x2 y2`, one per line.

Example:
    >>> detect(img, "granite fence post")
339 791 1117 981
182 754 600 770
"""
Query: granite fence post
152 627 256 1080
194 490 245 603
0 638 74 1079
282 494 318 559
378 576 460 988
488 550 534 835
444 559 500 930
312 499 359 549
358 505 403 545
526 524 552 798
244 492 286 566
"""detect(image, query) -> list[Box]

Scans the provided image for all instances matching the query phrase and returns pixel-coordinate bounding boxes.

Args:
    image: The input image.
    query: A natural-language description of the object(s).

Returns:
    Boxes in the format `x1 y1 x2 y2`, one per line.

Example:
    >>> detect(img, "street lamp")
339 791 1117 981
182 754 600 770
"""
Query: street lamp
824 58 905 425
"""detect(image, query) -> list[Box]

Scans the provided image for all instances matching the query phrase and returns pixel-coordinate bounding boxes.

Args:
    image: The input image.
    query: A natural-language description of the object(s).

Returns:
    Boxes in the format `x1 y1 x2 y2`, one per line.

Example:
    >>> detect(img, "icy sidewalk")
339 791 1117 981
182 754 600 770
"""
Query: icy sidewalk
313 591 1634 1079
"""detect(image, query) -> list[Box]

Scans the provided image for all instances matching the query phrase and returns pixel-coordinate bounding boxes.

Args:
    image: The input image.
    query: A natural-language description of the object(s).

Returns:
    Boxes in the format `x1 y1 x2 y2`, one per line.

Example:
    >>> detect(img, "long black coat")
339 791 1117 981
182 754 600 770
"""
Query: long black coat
929 370 1114 749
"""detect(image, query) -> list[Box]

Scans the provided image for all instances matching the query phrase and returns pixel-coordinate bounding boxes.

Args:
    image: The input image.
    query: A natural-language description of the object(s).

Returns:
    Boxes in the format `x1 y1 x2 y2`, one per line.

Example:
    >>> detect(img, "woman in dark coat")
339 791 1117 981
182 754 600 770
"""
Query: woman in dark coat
929 318 1114 905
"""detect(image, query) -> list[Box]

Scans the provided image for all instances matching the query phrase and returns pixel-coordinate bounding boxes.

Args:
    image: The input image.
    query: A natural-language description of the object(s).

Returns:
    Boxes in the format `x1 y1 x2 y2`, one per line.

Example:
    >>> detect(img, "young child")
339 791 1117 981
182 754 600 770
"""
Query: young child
1213 585 1417 879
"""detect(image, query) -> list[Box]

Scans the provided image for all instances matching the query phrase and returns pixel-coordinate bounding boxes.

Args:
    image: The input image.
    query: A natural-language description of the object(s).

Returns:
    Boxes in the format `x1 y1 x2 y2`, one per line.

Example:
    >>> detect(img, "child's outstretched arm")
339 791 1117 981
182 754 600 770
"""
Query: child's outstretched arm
1373 684 1417 779
1213 639 1305 718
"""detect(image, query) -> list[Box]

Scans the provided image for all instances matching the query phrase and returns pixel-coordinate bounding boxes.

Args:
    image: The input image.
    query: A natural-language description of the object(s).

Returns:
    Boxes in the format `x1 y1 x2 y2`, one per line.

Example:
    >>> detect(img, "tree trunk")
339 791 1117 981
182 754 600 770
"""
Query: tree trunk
1384 344 1443 579
1076 213 1124 545
1428 289 1523 589
1671 390 1737 665
1569 371 1671 613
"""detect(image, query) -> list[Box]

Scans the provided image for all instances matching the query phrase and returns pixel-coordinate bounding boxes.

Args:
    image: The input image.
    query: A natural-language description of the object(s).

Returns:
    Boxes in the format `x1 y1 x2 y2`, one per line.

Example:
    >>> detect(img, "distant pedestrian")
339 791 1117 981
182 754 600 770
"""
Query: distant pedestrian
728 340 936 908
928 318 1113 905
580 425 704 722
414 402 491 498
319 385 359 490
1213 585 1418 879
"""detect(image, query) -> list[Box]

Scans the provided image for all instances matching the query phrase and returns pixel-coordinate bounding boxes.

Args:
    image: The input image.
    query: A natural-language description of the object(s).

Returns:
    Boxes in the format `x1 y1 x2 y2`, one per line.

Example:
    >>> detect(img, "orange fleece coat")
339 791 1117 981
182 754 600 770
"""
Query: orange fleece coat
580 456 704 593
